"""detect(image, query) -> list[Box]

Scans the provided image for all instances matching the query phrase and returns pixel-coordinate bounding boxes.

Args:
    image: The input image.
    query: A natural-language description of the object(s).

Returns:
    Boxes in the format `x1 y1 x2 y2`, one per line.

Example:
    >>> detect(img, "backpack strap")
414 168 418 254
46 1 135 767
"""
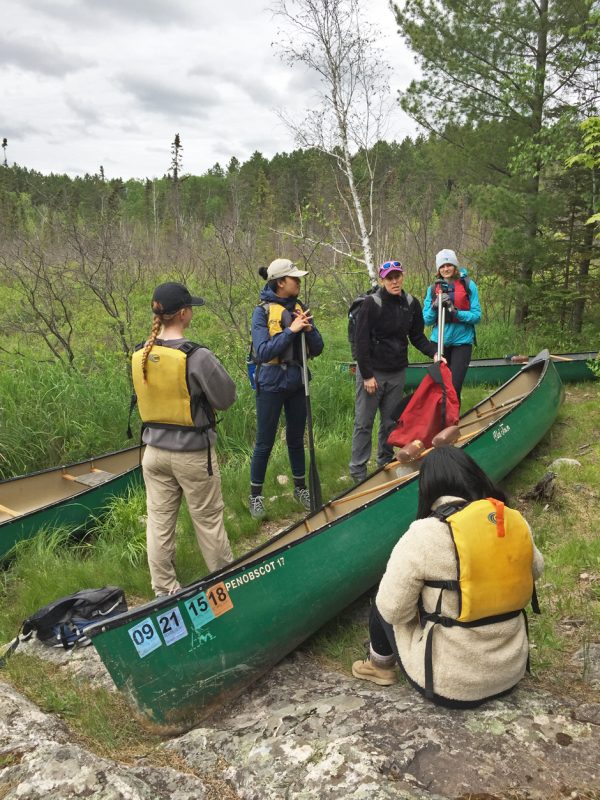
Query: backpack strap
127 341 147 439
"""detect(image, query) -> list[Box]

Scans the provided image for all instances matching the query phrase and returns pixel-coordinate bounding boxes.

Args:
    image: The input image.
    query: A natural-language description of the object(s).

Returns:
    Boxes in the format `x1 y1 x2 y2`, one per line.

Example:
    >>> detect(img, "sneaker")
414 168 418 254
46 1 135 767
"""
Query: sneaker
293 486 311 510
248 494 266 519
352 657 397 686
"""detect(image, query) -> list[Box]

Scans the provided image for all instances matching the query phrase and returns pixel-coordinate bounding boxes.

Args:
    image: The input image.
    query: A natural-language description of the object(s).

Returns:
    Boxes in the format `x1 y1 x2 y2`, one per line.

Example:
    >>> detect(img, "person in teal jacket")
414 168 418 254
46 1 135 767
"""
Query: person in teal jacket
423 249 481 402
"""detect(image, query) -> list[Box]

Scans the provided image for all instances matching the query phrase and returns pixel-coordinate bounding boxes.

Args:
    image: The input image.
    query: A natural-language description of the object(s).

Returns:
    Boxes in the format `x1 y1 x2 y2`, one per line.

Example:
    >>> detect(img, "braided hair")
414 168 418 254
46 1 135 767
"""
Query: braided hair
139 303 178 382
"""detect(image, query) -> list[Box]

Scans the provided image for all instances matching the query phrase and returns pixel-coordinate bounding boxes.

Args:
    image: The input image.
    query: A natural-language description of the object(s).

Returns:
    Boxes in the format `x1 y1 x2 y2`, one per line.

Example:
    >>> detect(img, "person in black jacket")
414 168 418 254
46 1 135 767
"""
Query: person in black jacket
349 261 438 483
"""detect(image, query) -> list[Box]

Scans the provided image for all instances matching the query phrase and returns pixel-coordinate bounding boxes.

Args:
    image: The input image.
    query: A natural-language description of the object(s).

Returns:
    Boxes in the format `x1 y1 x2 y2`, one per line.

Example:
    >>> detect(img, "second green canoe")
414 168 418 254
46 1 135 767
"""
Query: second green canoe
339 350 597 389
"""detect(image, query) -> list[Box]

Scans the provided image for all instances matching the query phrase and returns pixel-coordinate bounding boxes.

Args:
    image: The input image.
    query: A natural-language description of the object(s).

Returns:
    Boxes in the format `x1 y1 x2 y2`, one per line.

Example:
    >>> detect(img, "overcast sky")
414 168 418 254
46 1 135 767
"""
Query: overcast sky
1 0 421 180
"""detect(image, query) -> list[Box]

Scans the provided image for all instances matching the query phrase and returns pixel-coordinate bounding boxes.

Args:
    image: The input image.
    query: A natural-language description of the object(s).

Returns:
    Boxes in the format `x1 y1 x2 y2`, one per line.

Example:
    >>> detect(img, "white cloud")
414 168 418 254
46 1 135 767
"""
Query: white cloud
0 0 420 179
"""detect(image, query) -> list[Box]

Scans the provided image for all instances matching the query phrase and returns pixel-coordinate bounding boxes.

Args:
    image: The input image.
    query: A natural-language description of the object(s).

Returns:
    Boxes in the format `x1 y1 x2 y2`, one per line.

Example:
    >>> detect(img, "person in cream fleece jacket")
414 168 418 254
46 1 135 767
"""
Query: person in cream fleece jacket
352 447 544 708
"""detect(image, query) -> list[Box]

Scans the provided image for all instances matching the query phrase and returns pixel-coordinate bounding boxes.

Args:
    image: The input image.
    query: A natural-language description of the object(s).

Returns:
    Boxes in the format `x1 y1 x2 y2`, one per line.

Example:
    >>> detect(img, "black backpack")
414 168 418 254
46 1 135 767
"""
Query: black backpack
21 587 127 649
348 288 414 359
348 288 382 359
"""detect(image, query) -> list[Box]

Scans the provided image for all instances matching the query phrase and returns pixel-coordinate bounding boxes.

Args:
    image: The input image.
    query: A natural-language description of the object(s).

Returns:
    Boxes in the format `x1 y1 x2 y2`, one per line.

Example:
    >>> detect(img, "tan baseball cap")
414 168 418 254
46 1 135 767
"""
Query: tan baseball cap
267 258 308 279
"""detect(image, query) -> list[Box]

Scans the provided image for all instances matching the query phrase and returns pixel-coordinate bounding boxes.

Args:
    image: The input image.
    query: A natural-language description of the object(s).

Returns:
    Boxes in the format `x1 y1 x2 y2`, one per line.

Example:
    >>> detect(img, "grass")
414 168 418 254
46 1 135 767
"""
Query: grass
0 311 598 757
3 655 162 757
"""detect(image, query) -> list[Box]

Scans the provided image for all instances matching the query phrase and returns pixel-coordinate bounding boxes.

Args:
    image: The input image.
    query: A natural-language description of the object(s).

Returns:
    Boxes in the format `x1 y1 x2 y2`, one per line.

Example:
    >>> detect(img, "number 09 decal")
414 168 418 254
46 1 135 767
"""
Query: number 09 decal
128 617 161 658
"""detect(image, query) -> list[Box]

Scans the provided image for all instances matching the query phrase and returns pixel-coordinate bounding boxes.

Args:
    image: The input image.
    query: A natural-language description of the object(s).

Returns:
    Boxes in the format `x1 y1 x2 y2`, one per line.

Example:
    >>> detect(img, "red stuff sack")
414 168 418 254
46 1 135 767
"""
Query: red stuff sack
387 362 459 449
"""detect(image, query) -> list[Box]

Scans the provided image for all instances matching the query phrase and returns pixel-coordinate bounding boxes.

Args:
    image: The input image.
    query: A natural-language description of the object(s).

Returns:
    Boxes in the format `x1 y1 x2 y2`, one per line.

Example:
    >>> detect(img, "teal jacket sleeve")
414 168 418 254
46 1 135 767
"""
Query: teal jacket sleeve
422 286 436 326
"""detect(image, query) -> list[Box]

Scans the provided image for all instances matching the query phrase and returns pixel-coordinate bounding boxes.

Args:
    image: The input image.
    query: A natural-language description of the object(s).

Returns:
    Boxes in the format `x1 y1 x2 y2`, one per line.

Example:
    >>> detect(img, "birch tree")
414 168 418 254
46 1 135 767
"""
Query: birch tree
273 0 392 285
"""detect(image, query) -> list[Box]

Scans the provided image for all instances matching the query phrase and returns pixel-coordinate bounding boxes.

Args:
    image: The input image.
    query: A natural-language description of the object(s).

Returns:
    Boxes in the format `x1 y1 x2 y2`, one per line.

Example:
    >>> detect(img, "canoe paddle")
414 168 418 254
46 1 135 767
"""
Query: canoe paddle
300 331 322 512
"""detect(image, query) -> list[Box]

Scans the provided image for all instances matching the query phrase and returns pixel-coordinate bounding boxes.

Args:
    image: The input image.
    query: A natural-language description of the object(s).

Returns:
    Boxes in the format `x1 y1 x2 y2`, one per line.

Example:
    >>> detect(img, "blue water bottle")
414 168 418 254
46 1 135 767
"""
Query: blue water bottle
246 354 257 390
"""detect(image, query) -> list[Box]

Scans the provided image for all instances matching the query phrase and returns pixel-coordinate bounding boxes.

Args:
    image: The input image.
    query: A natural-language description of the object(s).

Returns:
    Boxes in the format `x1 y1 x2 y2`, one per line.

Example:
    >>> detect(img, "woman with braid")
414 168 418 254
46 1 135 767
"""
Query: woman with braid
132 282 236 597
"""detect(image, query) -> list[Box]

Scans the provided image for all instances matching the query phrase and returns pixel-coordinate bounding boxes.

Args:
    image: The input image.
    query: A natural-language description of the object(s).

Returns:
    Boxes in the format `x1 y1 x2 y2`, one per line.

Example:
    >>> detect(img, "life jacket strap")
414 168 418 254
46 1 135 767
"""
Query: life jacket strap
420 587 523 699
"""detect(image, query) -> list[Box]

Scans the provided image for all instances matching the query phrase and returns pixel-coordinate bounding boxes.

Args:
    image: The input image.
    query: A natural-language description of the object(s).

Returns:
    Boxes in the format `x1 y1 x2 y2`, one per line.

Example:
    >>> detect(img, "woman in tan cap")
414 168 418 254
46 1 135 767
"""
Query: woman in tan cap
248 259 324 518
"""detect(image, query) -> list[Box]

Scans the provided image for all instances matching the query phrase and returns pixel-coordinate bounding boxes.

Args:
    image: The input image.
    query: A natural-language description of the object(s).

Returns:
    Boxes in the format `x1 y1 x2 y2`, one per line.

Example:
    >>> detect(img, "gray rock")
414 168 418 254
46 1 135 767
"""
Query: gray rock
0 683 208 799
549 457 582 469
4 639 600 799
167 652 600 799
572 643 600 685
15 635 116 692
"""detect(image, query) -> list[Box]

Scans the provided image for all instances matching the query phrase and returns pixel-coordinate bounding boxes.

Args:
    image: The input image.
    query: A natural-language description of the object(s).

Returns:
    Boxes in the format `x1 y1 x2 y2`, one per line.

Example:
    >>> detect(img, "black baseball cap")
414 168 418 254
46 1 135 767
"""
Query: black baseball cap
151 282 205 315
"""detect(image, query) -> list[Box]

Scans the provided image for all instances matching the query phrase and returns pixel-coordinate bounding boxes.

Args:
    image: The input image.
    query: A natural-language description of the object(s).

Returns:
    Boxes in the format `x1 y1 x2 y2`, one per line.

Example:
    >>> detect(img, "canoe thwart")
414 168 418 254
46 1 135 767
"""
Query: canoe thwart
550 354 575 362
330 469 419 507
62 469 114 487
0 503 18 518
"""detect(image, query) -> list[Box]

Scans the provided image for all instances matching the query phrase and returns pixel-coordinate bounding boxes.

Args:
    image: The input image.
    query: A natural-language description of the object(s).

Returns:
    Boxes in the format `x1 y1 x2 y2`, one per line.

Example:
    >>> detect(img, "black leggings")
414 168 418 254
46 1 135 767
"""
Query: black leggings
368 602 516 709
443 343 472 402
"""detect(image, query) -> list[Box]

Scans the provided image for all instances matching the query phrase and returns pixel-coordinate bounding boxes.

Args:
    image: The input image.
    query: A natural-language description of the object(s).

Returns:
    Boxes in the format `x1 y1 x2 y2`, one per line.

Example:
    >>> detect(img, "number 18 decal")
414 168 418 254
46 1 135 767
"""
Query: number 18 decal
128 617 161 658
156 606 188 646
206 582 233 617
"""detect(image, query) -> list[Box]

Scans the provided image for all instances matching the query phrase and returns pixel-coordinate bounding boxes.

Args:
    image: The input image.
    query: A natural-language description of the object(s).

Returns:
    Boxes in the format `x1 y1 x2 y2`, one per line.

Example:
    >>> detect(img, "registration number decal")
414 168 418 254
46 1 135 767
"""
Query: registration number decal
128 617 161 658
156 606 188 646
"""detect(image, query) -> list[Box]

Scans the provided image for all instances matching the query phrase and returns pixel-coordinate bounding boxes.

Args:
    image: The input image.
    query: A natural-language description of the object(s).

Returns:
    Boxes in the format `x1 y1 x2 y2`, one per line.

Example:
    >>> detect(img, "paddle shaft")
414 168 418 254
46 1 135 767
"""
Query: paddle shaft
301 332 322 511
436 280 446 360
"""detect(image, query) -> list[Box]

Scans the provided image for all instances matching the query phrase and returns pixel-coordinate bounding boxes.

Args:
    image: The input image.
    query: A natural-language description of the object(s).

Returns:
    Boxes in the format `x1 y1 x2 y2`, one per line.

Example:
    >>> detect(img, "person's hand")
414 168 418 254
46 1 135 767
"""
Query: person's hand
289 308 313 333
441 294 456 315
363 376 378 395
433 353 447 364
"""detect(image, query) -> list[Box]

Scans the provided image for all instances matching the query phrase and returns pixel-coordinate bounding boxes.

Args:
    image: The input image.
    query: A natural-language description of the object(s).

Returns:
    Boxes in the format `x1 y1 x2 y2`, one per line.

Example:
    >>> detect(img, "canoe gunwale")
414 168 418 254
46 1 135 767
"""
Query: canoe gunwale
87 355 550 638
0 444 142 488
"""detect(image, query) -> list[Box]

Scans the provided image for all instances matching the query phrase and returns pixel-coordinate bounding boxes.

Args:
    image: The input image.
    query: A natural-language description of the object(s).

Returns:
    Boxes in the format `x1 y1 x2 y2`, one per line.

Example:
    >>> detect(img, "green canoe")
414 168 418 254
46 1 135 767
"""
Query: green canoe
338 350 597 390
87 351 563 732
0 447 143 561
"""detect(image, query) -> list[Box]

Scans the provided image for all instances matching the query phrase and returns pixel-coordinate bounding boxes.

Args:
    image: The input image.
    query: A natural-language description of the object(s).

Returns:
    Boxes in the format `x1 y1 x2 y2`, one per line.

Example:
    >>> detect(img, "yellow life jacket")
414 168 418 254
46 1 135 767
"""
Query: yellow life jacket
419 498 539 699
442 498 533 622
258 301 303 365
131 341 211 430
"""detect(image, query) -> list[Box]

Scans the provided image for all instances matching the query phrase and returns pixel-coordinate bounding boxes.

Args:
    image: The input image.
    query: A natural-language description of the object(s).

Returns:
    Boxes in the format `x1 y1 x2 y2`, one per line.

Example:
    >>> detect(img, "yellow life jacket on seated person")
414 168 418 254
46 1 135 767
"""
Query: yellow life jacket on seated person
131 341 214 432
418 498 540 699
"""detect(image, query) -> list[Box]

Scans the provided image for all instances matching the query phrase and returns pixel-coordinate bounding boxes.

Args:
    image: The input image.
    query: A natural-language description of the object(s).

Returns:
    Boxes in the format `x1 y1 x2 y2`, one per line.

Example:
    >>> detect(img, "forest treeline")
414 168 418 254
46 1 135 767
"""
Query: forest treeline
0 115 598 370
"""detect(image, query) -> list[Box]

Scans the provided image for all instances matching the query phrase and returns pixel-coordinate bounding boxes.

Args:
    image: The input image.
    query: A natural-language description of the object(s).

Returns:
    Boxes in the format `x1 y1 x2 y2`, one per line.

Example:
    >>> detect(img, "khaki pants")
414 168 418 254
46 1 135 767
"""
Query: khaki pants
142 446 233 596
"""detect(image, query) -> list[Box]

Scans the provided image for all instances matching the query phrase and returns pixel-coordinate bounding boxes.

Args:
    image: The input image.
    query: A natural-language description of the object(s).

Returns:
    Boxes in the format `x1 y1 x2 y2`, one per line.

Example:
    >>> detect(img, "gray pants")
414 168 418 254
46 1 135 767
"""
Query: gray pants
349 366 406 482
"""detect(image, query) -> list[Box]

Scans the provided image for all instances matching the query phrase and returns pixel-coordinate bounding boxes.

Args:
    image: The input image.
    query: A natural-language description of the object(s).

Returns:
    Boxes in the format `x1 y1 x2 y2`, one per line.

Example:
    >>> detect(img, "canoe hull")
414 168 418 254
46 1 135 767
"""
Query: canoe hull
89 356 563 731
0 448 143 561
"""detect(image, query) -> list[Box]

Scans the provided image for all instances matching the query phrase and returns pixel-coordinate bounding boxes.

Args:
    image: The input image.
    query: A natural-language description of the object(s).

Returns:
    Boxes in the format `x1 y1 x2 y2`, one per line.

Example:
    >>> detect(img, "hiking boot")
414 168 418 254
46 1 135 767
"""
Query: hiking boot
352 657 397 686
248 494 266 519
293 486 311 510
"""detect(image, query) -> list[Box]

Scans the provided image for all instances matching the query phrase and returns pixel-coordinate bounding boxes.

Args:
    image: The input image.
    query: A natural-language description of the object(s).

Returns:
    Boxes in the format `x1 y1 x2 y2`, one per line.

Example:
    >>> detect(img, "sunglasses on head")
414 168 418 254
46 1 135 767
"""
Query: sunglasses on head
382 261 403 270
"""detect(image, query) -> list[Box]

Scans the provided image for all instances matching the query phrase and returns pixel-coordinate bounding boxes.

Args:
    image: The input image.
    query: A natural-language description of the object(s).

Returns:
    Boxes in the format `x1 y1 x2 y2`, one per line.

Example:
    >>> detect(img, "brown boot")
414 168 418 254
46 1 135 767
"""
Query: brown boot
352 657 397 686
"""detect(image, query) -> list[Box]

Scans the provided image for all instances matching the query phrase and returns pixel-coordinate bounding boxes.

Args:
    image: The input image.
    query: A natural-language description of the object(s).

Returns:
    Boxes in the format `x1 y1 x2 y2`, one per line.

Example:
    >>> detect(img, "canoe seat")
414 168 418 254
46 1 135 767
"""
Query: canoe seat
62 469 114 487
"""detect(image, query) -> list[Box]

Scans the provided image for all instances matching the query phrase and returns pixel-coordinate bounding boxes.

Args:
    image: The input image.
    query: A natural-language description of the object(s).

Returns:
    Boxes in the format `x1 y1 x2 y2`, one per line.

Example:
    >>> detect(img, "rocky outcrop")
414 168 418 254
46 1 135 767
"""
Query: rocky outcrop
169 652 600 800
0 683 209 799
2 640 600 799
